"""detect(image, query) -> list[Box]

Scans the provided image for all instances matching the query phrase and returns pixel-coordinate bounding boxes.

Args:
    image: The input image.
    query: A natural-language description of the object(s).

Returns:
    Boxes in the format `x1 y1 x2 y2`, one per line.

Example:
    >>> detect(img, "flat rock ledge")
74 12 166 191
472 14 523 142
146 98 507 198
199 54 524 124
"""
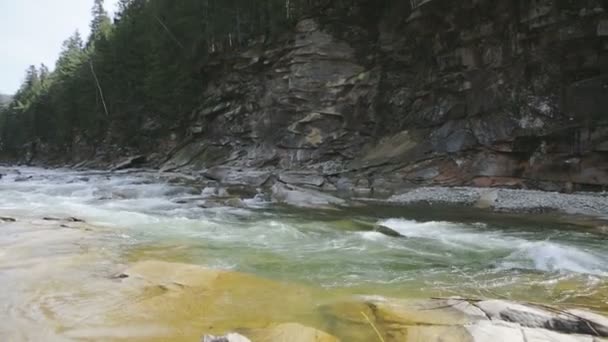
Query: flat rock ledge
202 297 608 342
320 297 608 342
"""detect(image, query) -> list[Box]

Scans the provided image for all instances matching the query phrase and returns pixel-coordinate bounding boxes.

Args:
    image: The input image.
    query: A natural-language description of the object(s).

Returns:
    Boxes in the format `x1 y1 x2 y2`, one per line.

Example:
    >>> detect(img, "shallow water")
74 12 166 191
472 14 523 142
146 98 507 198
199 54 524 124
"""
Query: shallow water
0 167 607 341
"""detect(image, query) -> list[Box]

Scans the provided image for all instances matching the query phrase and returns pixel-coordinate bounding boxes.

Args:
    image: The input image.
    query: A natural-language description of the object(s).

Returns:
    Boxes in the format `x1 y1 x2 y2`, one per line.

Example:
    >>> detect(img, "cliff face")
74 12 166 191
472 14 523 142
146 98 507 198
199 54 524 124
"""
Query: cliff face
152 0 607 194
36 0 608 194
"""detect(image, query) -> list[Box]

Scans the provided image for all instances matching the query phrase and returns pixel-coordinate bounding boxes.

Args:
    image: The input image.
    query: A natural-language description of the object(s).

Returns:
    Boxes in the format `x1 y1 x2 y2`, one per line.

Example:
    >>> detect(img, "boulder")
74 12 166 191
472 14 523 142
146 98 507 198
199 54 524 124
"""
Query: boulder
43 216 85 223
14 175 33 182
111 155 147 171
475 300 608 337
271 182 346 209
202 333 251 342
373 224 403 237
320 297 608 342
465 321 599 342
161 141 208 172
0 216 16 223
204 167 271 187
278 172 325 188
465 320 526 342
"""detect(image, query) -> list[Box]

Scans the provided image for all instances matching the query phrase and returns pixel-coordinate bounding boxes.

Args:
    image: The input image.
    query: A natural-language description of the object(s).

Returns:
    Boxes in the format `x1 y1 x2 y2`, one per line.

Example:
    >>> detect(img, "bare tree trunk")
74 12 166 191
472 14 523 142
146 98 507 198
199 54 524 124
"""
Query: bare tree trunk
154 14 185 50
236 6 242 45
89 60 109 117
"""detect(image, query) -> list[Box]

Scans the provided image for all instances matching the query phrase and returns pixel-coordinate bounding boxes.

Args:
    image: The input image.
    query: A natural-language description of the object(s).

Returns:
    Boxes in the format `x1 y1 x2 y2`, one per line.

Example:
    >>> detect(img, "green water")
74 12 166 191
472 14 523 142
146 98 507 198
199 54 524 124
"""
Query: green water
0 167 606 341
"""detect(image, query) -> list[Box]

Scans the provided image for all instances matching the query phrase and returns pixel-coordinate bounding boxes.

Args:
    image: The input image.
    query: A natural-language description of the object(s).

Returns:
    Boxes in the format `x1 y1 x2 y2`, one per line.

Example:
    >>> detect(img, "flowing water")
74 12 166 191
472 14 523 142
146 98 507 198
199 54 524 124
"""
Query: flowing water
0 167 607 341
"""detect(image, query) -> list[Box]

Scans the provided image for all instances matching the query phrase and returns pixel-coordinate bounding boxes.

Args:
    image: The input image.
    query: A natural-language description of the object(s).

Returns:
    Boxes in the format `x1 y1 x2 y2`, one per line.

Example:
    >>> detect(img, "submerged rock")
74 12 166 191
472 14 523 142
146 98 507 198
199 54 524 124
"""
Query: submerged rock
271 182 346 209
244 323 339 342
43 216 86 223
373 224 403 238
201 324 338 342
14 175 33 182
0 216 16 223
115 261 318 339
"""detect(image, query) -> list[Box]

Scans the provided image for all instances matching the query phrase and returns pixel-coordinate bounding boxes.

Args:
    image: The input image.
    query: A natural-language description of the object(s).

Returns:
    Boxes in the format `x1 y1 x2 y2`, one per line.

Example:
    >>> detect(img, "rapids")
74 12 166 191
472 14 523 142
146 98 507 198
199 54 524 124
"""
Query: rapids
0 167 607 341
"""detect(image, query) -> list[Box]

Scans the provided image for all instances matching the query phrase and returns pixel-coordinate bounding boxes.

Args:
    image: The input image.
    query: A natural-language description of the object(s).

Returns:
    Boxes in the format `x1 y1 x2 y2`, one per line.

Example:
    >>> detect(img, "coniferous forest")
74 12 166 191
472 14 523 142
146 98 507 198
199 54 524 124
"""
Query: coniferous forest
0 0 319 155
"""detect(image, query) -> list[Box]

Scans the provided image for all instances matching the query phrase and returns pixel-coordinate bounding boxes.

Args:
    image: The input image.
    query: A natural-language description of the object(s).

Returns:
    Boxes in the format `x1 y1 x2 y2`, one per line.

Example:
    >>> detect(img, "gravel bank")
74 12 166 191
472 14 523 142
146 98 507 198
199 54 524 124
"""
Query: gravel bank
389 187 608 218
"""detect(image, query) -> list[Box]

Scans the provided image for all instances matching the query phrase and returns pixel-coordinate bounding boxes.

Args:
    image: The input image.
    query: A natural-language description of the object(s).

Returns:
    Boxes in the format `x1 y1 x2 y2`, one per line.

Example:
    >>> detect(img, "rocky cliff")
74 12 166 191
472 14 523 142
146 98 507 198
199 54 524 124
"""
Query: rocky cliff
44 0 608 195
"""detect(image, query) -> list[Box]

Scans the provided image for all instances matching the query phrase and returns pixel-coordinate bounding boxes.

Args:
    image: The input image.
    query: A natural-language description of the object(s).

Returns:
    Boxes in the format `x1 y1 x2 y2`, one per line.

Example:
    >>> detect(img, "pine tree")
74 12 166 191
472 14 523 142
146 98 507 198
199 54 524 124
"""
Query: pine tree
1 0 320 156
55 31 85 80
88 0 112 48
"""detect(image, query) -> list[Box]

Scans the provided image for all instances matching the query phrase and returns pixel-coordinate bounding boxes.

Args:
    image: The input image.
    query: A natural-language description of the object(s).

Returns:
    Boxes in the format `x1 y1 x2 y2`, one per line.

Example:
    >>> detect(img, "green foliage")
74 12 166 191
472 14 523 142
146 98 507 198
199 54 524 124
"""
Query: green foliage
0 0 318 157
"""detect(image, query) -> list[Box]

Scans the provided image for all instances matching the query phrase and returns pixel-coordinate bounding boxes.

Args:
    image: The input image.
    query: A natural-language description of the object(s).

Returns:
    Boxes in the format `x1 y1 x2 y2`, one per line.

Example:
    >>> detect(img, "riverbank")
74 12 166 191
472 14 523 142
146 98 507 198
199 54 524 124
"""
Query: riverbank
4 163 608 226
0 167 607 341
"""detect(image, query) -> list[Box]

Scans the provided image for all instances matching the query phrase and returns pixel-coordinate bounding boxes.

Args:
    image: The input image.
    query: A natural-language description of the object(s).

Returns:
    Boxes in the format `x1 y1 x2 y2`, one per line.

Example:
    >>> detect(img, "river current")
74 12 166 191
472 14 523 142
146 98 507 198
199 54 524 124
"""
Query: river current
0 167 606 341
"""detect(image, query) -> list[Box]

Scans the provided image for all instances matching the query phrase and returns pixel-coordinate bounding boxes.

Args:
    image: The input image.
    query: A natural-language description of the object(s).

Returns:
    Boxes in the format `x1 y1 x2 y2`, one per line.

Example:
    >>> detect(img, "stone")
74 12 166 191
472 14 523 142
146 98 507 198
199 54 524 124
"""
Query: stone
465 320 526 342
396 325 471 342
243 323 339 342
595 140 608 152
42 216 85 223
271 182 346 209
373 224 403 237
223 198 247 208
430 120 477 154
321 297 608 342
0 216 16 223
465 321 600 342
202 333 251 342
116 261 317 340
278 172 325 187
111 155 147 171
521 327 595 342
14 176 33 182
204 167 271 187
161 141 208 172
356 131 420 168
566 309 608 337
475 300 608 337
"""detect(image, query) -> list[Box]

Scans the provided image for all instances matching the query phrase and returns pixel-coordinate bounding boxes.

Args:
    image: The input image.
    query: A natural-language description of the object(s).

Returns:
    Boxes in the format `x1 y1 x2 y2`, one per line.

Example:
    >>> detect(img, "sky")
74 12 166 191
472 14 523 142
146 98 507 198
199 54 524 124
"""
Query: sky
0 0 119 94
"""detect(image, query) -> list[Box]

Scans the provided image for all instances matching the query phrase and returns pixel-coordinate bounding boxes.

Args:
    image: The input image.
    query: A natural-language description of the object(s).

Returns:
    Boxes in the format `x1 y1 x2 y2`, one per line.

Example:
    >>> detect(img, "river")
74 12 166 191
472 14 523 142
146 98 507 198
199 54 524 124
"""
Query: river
0 167 607 341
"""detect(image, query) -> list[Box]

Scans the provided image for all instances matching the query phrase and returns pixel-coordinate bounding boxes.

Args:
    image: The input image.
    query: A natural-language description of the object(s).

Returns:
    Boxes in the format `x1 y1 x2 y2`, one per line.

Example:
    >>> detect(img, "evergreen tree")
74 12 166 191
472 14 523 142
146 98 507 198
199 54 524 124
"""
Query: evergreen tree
1 0 320 158
88 0 112 48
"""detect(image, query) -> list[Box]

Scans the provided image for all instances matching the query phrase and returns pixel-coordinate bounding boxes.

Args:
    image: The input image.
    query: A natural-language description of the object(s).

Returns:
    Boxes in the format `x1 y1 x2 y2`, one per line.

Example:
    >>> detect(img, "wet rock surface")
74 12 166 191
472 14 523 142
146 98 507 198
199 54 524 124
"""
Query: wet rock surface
271 182 346 209
202 333 251 342
322 297 608 342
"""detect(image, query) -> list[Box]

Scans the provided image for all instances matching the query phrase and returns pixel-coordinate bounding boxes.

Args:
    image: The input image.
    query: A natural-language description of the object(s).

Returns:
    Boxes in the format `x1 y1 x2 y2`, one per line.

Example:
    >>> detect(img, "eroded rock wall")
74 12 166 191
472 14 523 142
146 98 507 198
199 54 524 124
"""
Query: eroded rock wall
145 0 608 193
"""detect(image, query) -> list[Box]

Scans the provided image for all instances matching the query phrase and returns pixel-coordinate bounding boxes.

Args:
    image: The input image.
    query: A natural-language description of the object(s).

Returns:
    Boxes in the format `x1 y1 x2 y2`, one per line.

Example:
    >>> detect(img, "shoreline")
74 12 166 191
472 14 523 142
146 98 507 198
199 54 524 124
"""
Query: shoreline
2 164 608 225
